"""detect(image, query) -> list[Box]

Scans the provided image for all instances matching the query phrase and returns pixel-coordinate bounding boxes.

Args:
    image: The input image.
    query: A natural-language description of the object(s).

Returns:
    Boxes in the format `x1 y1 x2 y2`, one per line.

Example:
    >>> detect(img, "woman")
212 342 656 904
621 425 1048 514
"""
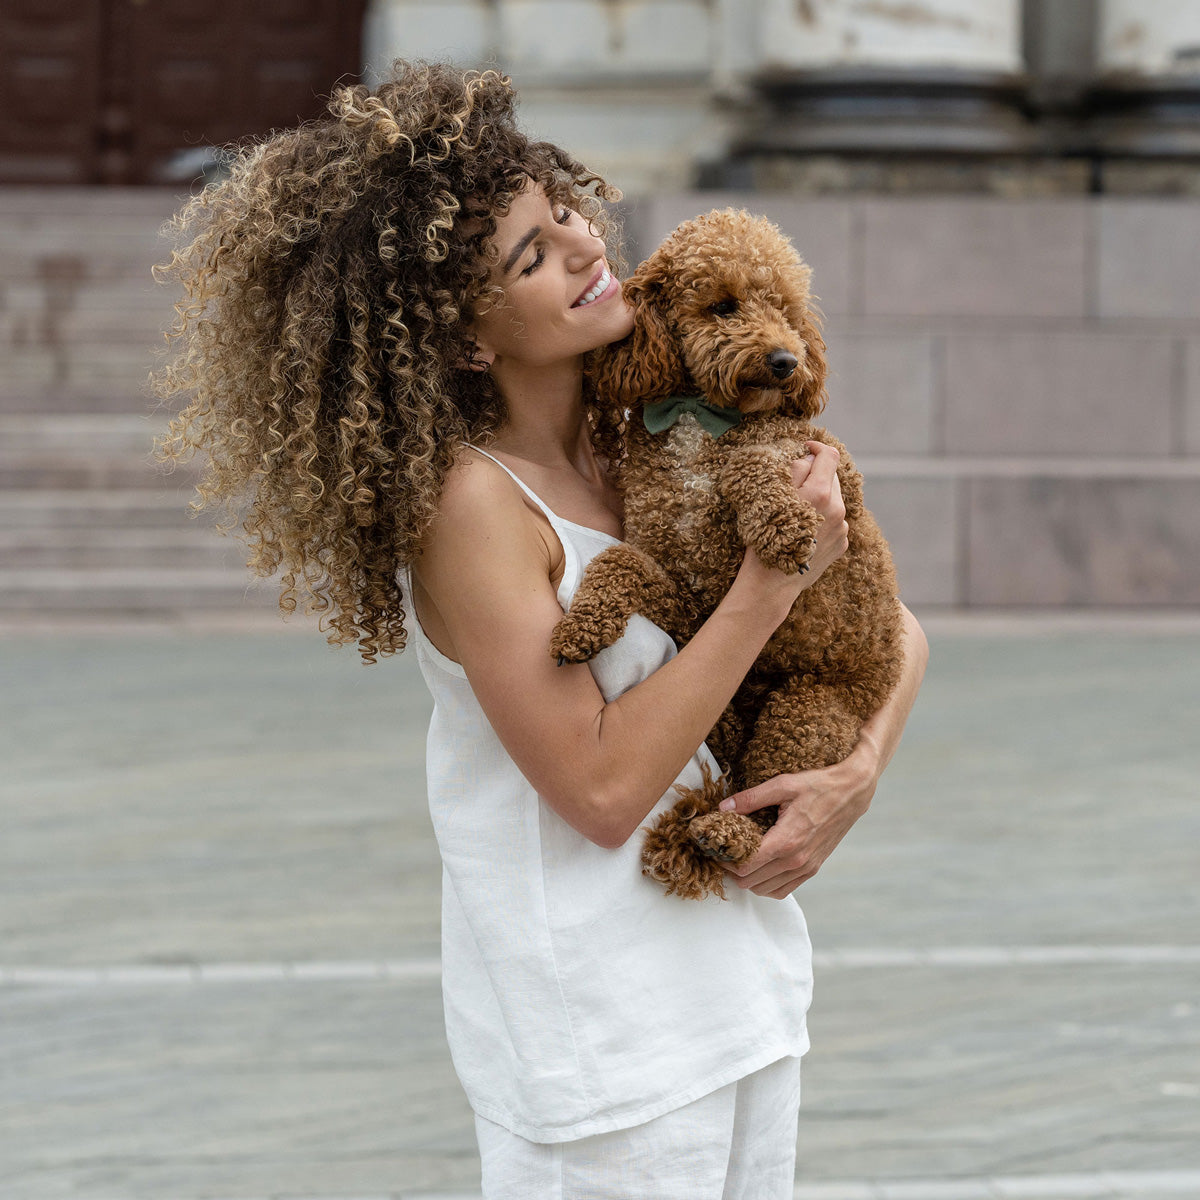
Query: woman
156 61 927 1199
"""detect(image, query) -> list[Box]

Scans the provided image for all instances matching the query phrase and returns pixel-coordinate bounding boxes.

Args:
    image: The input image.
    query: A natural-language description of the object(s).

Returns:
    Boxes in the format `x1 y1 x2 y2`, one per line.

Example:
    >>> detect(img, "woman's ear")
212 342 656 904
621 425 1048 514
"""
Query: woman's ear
456 336 494 372
593 256 687 404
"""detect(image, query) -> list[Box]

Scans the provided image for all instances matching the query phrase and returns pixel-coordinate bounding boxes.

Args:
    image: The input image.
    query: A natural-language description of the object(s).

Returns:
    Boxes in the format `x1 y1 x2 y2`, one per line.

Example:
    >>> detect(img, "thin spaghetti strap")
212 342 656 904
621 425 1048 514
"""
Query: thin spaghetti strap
464 444 561 527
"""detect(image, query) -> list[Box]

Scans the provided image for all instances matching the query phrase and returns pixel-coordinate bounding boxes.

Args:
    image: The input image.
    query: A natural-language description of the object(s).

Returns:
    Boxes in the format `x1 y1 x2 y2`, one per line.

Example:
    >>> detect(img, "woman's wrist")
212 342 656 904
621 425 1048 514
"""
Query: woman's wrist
840 731 883 804
726 556 802 631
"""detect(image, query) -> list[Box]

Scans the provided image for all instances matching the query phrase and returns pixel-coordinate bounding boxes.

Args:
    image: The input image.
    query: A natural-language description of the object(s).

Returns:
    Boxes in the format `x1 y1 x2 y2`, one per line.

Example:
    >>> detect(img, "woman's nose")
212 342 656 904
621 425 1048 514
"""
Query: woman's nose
565 223 605 270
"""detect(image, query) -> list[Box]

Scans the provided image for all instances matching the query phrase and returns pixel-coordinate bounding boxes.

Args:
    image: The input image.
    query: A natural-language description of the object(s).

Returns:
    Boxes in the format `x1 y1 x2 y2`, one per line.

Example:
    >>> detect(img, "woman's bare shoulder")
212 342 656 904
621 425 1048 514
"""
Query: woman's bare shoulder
419 447 554 581
436 448 516 521
423 449 531 550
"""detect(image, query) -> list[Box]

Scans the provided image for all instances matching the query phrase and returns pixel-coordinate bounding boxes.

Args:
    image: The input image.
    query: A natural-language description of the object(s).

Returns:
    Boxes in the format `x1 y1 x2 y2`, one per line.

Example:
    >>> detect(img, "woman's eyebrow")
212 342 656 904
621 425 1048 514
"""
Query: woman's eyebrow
503 225 542 275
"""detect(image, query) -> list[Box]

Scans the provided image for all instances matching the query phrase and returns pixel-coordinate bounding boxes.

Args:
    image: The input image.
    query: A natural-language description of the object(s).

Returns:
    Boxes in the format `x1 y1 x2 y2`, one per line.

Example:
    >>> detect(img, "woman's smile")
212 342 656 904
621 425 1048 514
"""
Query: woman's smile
572 265 614 308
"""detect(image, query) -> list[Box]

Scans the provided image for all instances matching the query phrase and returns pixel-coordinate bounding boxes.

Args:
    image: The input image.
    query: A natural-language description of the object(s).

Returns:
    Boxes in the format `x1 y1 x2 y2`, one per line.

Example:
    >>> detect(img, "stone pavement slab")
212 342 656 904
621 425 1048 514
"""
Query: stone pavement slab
1 625 1198 1198
0 632 440 966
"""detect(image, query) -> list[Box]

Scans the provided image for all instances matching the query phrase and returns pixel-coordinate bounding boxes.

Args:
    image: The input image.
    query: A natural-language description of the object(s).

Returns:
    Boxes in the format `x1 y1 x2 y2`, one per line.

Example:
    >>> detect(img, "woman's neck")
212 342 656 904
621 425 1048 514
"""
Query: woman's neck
488 357 596 475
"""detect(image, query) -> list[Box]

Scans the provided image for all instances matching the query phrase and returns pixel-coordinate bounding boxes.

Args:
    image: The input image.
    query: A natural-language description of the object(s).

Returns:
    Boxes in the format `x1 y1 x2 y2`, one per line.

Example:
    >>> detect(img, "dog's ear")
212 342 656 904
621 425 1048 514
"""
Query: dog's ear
795 307 828 418
593 255 688 404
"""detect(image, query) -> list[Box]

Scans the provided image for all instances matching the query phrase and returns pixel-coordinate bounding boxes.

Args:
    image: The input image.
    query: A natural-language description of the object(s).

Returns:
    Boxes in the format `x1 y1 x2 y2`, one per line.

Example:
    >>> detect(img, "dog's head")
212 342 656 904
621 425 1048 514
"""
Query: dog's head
594 209 826 420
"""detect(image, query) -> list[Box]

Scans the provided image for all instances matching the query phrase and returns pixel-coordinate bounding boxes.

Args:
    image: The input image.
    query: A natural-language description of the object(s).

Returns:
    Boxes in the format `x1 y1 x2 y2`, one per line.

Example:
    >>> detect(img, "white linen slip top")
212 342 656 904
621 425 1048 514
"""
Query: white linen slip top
401 446 813 1143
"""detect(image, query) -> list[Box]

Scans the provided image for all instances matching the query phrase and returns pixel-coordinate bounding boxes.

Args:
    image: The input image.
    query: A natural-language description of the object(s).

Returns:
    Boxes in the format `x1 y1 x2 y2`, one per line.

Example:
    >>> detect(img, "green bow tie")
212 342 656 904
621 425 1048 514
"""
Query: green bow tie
642 395 744 438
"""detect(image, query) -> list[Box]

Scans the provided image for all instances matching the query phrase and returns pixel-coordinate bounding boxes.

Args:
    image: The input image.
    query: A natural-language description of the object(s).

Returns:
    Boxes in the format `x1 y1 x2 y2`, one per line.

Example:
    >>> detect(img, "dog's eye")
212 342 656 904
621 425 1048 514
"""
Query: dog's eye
710 298 738 317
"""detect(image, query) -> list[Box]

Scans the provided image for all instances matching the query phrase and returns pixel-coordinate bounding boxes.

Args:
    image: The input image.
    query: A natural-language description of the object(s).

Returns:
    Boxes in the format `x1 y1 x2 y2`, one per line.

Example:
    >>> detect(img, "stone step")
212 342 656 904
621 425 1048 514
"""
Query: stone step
0 567 276 613
0 353 168 394
0 186 184 217
0 189 185 402
0 192 183 283
0 457 176 489
0 283 174 322
0 490 201 529
0 415 181 487
0 527 239 569
0 390 157 415
0 249 175 286
0 412 165 441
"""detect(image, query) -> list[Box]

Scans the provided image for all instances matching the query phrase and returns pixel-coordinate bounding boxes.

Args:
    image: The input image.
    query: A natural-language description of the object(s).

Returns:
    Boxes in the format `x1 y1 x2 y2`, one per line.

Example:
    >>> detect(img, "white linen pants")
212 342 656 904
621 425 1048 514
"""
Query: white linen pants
474 1055 802 1200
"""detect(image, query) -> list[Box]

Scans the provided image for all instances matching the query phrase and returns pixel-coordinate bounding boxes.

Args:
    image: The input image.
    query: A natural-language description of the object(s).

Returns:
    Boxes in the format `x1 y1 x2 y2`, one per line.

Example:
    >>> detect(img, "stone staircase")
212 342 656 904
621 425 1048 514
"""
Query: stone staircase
0 188 273 619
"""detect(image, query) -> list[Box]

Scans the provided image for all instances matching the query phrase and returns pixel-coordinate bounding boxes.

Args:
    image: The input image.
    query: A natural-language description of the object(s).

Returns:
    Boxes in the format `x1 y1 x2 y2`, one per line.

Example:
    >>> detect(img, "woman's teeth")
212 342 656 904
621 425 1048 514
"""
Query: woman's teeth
575 267 610 307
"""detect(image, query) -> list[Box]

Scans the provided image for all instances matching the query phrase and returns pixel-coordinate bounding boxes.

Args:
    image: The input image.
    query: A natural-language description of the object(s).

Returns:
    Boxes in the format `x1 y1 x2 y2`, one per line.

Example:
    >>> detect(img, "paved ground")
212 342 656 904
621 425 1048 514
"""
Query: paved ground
1 617 1198 1200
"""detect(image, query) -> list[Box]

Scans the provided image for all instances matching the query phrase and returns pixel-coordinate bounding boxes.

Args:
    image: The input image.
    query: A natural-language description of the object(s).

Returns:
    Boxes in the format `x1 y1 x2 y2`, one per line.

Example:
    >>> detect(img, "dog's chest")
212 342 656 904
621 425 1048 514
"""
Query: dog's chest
662 414 718 528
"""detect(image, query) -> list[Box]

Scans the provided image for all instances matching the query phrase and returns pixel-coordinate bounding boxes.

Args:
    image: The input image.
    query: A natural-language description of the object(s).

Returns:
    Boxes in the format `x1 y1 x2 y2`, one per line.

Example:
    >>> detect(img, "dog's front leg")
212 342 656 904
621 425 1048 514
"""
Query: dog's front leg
550 544 687 664
716 446 821 574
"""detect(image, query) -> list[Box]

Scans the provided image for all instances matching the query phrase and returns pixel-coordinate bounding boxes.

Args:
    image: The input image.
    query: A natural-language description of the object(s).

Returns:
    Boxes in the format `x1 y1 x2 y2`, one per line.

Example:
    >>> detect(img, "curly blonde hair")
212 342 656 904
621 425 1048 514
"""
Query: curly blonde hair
154 61 625 661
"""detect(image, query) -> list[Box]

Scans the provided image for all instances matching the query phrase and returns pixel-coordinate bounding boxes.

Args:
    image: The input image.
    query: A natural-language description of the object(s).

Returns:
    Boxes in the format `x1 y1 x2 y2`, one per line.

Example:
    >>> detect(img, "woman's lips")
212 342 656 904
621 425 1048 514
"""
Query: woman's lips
572 266 614 308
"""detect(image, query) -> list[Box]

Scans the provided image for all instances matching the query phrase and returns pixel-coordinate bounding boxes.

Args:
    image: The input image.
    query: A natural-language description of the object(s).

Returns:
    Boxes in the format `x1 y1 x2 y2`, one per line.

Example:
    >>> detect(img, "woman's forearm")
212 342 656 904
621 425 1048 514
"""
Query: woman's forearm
853 601 929 781
588 570 795 844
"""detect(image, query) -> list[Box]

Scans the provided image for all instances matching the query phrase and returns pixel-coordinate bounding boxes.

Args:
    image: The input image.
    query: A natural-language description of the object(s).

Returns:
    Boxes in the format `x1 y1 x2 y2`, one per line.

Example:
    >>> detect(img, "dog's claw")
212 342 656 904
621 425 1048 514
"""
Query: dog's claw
556 654 567 667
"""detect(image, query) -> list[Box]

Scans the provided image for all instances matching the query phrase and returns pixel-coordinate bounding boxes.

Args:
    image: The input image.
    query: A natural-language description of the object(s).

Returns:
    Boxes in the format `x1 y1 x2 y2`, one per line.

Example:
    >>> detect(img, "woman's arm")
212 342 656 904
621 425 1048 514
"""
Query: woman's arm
717 601 929 897
415 444 848 849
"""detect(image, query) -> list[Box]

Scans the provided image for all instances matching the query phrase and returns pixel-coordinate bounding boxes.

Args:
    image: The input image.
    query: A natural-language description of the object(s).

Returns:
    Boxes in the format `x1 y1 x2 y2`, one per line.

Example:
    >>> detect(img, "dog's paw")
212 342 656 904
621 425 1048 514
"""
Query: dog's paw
744 511 820 571
688 811 763 865
549 610 623 664
750 528 817 575
641 803 729 900
641 845 728 900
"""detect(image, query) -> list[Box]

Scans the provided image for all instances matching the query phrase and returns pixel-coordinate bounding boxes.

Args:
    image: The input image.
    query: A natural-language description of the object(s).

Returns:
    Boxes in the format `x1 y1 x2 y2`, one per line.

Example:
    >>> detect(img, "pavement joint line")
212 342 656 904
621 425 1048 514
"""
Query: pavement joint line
46 1173 1200 1200
3 947 1200 988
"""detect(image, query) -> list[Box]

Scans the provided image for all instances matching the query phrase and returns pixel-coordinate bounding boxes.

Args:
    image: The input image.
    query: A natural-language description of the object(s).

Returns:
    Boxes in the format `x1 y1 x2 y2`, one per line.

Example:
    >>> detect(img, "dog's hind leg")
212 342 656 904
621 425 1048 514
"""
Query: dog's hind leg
641 763 731 899
705 701 744 778
550 543 686 664
740 678 862 788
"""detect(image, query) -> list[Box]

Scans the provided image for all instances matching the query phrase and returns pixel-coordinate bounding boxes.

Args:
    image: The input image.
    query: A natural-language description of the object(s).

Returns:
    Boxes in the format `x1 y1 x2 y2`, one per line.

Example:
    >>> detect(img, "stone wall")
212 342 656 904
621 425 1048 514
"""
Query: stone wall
624 193 1200 609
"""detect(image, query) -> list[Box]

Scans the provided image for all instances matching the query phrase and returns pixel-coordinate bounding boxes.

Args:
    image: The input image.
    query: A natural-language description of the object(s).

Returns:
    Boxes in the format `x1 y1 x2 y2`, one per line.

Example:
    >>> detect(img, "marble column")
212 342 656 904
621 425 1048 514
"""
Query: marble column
755 0 1021 73
1089 0 1200 168
715 0 1039 191
362 0 496 83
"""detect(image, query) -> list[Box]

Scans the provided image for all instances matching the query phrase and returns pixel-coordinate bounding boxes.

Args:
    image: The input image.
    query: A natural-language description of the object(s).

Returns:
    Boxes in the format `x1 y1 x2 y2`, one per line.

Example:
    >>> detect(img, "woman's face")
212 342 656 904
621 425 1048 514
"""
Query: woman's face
469 184 634 372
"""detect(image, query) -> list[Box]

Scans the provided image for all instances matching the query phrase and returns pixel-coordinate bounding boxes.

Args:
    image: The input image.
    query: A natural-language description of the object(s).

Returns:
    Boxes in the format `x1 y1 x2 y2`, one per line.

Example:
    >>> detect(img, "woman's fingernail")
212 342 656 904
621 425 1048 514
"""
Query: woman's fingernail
719 798 736 812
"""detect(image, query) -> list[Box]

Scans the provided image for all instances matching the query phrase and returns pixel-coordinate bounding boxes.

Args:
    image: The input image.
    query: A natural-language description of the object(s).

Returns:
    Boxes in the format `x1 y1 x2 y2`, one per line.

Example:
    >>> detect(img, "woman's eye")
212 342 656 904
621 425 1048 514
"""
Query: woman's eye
555 207 573 225
710 298 738 317
521 248 545 277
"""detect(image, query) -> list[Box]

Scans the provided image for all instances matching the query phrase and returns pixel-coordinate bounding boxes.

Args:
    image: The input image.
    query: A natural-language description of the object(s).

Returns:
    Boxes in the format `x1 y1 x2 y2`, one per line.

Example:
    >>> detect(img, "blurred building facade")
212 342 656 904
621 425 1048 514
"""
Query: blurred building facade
364 0 1200 198
1 0 1199 618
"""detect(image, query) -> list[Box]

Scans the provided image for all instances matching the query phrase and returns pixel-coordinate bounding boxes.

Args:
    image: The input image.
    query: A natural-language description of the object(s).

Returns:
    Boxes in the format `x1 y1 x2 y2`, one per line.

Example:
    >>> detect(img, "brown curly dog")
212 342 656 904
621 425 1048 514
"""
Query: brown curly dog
550 209 904 900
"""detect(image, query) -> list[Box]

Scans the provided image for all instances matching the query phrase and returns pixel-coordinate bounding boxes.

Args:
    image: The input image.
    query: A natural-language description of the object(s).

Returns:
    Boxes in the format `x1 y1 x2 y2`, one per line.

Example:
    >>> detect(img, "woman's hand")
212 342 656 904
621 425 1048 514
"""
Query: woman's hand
733 442 849 617
719 735 881 898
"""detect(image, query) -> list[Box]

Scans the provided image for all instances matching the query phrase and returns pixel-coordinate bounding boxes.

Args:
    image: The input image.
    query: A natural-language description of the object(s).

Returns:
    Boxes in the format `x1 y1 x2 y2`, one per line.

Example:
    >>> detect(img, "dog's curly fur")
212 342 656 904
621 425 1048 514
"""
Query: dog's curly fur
550 209 904 899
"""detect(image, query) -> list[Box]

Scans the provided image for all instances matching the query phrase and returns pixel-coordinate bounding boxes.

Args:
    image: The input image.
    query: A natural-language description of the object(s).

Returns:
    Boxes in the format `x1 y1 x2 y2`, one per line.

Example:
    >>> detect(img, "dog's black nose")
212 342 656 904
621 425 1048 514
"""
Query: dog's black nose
767 350 798 379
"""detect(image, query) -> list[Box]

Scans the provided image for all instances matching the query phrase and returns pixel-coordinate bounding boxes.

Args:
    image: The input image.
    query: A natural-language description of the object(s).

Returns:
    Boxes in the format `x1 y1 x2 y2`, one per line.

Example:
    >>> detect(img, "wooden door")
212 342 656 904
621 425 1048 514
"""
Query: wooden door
0 0 103 183
0 0 365 185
